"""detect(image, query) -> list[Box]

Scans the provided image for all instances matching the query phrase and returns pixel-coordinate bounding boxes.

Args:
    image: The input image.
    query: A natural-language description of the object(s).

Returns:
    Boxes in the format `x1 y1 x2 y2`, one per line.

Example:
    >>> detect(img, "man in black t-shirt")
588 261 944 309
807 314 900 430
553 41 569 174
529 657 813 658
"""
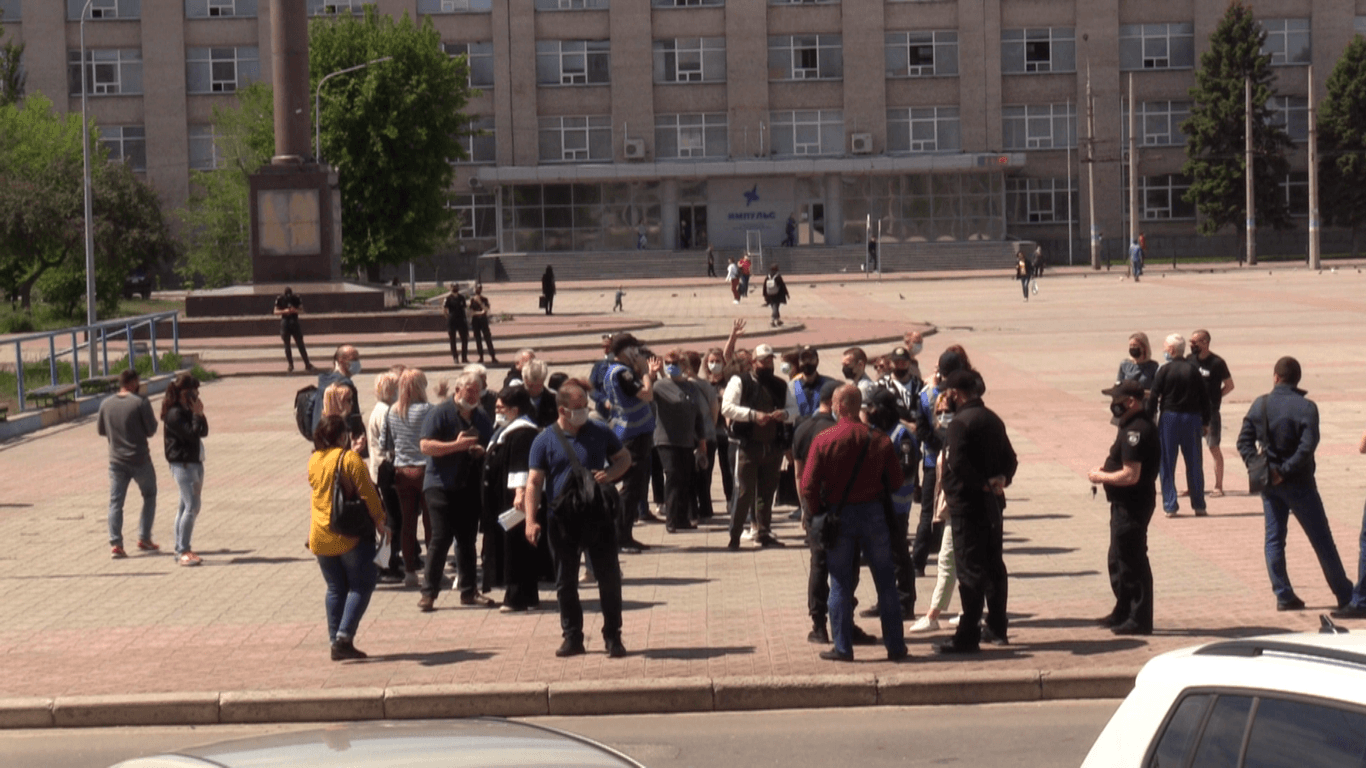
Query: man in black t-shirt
441 283 469 365
273 287 314 373
1089 380 1161 636
1190 329 1235 497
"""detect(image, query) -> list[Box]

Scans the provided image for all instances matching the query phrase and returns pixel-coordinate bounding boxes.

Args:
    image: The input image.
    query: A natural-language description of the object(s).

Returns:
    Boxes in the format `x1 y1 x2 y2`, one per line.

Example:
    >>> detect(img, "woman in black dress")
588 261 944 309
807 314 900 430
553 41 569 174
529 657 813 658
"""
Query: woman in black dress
481 385 543 611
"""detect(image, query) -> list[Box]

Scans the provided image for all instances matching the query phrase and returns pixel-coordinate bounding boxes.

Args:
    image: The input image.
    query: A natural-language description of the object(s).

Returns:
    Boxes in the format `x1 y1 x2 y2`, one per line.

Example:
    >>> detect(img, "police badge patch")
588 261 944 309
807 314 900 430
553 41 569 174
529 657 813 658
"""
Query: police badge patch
1127 431 1141 446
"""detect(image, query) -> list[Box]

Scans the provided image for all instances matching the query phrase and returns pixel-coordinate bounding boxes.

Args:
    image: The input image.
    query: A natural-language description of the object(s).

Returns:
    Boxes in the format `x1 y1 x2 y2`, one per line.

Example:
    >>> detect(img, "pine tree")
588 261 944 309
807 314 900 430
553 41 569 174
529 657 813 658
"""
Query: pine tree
1182 1 1293 243
1318 35 1366 257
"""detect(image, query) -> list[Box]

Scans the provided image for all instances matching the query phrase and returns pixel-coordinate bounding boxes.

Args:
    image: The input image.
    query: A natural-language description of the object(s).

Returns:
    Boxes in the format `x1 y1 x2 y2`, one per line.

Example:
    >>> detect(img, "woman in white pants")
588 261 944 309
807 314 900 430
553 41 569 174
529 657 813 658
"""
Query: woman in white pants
910 394 959 633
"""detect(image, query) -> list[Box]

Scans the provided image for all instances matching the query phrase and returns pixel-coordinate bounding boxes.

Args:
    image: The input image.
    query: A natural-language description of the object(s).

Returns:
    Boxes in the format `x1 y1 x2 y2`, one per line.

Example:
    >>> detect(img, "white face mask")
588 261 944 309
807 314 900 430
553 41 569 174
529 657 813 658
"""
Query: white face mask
347 359 362 377
708 361 723 375
568 407 590 427
494 413 509 428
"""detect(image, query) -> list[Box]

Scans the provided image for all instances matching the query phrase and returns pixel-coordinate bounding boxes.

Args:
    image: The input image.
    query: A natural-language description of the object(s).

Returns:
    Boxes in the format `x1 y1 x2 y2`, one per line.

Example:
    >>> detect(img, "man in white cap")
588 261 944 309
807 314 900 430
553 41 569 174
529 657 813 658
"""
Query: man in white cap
721 343 798 549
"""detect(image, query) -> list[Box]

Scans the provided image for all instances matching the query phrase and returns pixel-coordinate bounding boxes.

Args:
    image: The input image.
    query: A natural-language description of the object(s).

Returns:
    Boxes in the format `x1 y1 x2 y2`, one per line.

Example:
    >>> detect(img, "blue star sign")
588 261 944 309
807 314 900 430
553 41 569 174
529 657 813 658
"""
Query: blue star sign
743 185 760 207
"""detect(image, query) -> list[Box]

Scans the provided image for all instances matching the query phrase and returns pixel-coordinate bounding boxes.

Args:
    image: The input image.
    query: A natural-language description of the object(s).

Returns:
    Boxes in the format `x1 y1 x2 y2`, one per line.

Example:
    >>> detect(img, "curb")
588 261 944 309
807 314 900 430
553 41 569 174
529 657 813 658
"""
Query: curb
0 669 1137 729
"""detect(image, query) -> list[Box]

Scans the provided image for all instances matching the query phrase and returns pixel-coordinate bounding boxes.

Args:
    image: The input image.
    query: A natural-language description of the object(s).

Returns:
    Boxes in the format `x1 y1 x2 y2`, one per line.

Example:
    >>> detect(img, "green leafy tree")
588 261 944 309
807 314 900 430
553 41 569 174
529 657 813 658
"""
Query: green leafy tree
310 8 473 280
177 82 273 287
1318 36 1366 257
0 13 22 107
1182 1 1294 244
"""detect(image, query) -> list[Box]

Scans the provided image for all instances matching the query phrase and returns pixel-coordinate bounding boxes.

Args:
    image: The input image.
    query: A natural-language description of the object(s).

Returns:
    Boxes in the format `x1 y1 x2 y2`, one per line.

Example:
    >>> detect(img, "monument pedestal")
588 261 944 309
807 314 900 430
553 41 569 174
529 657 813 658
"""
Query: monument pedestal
249 163 342 283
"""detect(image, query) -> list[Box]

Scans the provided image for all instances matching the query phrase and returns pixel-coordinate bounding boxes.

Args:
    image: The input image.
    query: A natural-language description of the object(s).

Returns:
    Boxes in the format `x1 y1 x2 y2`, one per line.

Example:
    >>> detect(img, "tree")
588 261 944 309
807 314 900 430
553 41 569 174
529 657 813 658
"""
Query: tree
1182 1 1294 245
0 94 178 317
1318 36 1366 257
310 8 473 280
176 82 273 288
0 13 22 107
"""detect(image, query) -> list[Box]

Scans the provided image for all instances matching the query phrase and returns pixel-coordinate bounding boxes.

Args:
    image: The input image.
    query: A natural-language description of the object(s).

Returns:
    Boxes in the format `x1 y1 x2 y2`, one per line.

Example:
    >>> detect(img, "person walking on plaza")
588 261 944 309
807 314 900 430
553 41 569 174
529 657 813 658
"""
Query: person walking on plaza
653 350 707 533
726 258 741 303
801 385 909 663
524 381 633 658
1116 332 1160 392
706 245 717 277
1237 357 1354 612
469 283 498 364
418 372 495 611
763 263 790 327
737 253 753 297
540 266 557 316
1088 380 1161 636
613 286 625 312
1145 334 1210 518
381 369 434 589
1015 251 1031 301
274 286 315 373
604 333 659 553
1129 239 1145 282
935 370 1018 655
722 343 798 550
1190 329 1235 497
98 369 159 558
161 373 208 567
441 283 469 365
1330 428 1366 621
307 415 386 661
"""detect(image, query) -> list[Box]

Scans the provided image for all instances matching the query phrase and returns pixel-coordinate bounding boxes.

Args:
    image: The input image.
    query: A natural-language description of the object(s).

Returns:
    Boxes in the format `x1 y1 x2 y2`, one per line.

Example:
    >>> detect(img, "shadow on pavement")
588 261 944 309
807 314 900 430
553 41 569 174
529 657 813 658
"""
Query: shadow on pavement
228 556 313 565
1011 617 1109 630
640 645 756 660
1011 570 1101 579
1005 546 1079 556
578 599 664 612
1013 638 1149 655
1007 513 1074 521
621 576 714 587
371 649 497 666
4 572 165 579
1156 626 1291 639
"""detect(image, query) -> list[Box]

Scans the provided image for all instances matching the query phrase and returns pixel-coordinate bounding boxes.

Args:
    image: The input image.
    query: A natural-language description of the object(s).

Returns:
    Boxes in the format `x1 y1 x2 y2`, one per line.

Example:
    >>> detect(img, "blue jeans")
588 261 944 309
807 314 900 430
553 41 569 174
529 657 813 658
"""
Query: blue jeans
108 461 156 547
169 462 203 556
827 500 907 657
1159 411 1205 513
1262 480 1352 605
316 535 378 642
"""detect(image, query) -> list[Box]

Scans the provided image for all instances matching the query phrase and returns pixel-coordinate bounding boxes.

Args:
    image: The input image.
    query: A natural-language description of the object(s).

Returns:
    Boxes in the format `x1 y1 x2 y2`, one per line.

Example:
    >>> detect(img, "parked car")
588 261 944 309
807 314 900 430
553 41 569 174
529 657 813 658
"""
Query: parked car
110 718 646 767
1081 624 1366 767
124 267 153 300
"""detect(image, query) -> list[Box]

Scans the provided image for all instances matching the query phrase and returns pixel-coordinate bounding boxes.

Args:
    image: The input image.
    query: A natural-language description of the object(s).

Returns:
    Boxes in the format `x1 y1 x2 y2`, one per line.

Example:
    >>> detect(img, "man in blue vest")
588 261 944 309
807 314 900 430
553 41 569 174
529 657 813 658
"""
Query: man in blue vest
605 332 659 554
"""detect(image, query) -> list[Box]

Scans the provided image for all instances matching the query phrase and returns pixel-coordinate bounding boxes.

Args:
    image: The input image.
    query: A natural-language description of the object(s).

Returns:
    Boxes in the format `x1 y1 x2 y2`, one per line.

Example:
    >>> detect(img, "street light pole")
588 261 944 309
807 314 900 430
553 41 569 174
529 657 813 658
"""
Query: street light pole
314 56 392 165
79 0 97 377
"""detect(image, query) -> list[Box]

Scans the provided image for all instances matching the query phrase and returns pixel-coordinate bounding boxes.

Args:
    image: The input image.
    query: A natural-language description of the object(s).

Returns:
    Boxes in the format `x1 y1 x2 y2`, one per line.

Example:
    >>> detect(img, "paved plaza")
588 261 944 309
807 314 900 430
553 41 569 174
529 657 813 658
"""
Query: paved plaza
4 262 1366 707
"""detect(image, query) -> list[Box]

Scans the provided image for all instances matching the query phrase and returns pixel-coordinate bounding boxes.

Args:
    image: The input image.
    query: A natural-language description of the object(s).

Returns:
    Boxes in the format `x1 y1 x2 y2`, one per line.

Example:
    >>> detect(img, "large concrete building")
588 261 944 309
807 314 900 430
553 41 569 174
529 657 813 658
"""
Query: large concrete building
4 0 1362 267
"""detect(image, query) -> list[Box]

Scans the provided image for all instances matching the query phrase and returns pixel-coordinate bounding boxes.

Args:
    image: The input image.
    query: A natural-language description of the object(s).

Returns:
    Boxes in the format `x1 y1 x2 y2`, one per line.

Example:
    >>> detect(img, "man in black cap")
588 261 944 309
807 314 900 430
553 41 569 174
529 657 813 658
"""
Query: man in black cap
935 369 1017 655
1088 380 1161 635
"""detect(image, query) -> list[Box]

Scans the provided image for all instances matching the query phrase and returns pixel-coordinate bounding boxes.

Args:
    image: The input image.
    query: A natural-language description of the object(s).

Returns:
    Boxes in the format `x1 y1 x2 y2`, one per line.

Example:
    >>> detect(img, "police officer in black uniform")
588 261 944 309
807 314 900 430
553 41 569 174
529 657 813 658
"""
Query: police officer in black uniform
441 283 469 365
1088 379 1161 636
273 287 314 373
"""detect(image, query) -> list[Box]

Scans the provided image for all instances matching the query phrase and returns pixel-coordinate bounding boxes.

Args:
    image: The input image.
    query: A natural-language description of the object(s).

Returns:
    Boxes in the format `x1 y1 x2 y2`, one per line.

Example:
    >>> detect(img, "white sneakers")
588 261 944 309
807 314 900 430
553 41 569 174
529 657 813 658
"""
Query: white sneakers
908 615 940 633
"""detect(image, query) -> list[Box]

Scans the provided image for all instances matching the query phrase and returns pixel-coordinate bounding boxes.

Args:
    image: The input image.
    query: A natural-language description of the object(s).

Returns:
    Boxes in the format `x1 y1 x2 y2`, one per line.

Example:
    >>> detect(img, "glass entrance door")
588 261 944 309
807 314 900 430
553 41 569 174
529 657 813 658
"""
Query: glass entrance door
678 204 708 249
799 203 825 245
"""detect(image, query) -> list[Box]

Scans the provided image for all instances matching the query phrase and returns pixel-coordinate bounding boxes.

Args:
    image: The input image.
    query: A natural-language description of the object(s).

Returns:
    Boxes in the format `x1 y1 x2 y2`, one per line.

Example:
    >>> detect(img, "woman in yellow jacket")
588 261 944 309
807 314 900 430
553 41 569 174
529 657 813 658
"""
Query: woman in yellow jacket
309 415 386 661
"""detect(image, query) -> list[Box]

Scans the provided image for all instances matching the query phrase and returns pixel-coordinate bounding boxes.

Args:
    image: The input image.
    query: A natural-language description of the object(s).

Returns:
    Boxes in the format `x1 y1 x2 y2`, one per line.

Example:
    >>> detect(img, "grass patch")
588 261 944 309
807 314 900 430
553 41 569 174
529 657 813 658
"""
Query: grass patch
0 351 215 413
1 298 184 335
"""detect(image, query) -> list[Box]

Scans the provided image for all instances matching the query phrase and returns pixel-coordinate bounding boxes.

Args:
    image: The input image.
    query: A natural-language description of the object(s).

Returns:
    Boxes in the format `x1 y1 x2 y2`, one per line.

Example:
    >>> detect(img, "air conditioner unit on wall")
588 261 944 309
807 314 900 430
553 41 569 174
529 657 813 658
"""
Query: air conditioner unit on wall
850 133 873 155
624 139 647 160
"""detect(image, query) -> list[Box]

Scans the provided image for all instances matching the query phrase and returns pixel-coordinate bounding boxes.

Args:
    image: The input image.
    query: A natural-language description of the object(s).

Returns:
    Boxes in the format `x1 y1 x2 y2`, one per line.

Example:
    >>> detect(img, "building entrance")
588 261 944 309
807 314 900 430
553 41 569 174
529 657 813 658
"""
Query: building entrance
678 204 707 249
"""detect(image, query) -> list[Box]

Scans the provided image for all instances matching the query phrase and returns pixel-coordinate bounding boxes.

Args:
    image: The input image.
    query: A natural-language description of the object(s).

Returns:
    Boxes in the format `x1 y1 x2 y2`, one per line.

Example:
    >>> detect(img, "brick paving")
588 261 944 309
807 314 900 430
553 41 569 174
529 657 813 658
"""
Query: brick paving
3 262 1366 699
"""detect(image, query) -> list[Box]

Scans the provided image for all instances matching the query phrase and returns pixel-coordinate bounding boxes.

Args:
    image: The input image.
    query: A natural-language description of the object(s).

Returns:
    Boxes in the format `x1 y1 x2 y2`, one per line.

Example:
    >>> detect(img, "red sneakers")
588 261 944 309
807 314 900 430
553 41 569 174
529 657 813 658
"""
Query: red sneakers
136 540 160 552
110 545 127 559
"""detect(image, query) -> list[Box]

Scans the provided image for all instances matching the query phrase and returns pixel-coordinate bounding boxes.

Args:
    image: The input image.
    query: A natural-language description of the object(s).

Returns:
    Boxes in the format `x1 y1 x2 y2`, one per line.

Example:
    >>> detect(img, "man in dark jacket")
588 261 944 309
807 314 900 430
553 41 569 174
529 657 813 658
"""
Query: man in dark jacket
762 263 789 328
1144 333 1210 518
1236 356 1353 611
935 370 1018 655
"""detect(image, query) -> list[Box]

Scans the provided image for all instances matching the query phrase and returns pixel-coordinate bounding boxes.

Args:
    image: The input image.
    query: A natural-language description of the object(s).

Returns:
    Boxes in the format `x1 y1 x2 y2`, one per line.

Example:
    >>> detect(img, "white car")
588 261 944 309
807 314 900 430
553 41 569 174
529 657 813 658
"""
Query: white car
1082 625 1366 767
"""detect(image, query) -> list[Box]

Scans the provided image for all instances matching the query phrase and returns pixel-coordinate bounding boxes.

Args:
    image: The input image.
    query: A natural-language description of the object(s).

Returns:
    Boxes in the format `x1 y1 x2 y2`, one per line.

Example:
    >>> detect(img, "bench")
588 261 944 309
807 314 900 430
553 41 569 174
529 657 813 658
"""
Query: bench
25 384 77 408
79 375 120 395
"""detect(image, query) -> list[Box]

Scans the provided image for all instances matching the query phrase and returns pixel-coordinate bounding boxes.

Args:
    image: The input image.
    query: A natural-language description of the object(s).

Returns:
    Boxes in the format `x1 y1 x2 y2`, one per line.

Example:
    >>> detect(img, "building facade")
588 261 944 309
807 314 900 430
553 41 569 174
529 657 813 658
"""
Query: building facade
4 0 1361 263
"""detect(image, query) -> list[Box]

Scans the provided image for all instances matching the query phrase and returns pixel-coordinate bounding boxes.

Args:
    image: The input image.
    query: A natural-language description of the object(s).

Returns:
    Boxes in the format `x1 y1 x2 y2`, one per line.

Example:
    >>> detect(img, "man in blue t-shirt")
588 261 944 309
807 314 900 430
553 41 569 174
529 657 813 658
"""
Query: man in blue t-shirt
526 381 632 659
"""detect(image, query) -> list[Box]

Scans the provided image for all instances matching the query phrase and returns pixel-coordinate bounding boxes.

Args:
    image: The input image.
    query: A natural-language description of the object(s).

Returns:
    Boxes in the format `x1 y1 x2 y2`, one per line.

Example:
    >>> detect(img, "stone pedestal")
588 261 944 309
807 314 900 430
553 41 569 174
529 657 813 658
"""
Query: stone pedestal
248 164 343 283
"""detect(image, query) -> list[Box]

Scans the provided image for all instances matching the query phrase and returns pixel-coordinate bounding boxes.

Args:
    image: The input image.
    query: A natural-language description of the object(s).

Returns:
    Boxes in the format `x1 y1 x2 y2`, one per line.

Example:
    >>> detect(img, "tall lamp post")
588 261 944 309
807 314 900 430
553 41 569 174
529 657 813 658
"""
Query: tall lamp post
314 56 392 165
79 0 97 375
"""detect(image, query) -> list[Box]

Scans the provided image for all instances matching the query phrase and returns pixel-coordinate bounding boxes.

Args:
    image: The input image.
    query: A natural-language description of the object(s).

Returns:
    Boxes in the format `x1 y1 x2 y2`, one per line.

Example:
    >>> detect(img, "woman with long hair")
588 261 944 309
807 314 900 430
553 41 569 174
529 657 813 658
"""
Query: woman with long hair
161 373 208 567
367 367 404 579
910 392 960 633
1116 332 1160 392
322 382 367 455
308 415 385 660
380 368 434 589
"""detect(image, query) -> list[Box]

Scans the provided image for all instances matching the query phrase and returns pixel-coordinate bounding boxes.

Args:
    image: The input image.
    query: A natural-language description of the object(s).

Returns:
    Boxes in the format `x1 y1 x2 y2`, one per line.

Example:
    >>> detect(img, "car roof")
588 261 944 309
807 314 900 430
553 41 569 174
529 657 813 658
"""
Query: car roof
111 719 646 768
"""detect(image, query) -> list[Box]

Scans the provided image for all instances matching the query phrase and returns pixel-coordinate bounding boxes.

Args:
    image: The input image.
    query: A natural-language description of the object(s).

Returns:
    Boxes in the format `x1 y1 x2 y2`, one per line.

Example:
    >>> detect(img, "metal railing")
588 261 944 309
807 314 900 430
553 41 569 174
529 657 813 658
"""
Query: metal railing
6 311 180 412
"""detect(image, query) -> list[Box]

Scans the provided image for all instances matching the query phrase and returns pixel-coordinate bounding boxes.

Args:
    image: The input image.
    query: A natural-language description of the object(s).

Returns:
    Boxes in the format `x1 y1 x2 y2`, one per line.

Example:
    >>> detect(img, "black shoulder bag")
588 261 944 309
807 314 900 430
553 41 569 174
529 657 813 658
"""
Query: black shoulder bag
331 449 375 537
549 425 614 530
377 408 397 488
1247 398 1272 494
809 433 872 551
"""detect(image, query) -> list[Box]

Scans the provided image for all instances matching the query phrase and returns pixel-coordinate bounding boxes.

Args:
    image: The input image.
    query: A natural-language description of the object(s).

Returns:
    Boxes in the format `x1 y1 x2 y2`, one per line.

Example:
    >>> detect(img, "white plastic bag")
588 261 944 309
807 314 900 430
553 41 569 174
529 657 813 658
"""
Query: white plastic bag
1031 279 1039 295
373 532 391 567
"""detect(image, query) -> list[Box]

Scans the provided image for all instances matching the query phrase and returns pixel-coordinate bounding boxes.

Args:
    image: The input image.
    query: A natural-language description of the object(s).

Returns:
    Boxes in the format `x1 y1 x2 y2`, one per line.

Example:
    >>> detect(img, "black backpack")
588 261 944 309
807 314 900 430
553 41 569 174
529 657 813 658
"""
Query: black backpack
294 384 318 440
548 426 616 531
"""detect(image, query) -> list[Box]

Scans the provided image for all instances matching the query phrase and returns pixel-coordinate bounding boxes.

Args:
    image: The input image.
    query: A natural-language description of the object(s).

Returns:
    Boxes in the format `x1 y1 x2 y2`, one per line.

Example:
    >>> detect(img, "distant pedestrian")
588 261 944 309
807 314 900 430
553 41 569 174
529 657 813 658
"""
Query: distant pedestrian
867 235 878 273
307 415 386 661
1145 334 1209 518
1130 239 1144 282
469 283 498 364
706 245 717 277
1189 329 1235 497
1116 332 1160 392
738 254 752 297
1088 380 1160 636
783 215 797 247
1015 252 1030 301
637 225 647 250
274 287 315 373
1237 357 1354 612
441 283 469 365
541 266 556 316
726 258 740 303
613 286 625 312
161 373 208 567
934 370 1017 656
98 369 159 559
680 218 691 249
1031 245 1045 278
763 263 789 328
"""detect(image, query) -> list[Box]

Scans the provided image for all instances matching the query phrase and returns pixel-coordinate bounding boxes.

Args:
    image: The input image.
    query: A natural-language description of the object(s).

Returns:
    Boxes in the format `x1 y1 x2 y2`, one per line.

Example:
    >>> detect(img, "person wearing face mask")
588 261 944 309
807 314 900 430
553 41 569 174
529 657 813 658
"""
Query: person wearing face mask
863 389 919 624
901 332 925 383
605 332 659 554
1144 334 1211 518
417 372 495 612
909 393 960 633
525 381 633 658
791 347 837 421
841 347 880 405
935 370 1017 656
1115 332 1159 392
653 350 708 533
879 346 925 430
1189 329 1235 497
312 345 363 436
911 347 981 577
722 344 799 549
687 350 722 520
1087 380 1161 636
482 385 543 612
